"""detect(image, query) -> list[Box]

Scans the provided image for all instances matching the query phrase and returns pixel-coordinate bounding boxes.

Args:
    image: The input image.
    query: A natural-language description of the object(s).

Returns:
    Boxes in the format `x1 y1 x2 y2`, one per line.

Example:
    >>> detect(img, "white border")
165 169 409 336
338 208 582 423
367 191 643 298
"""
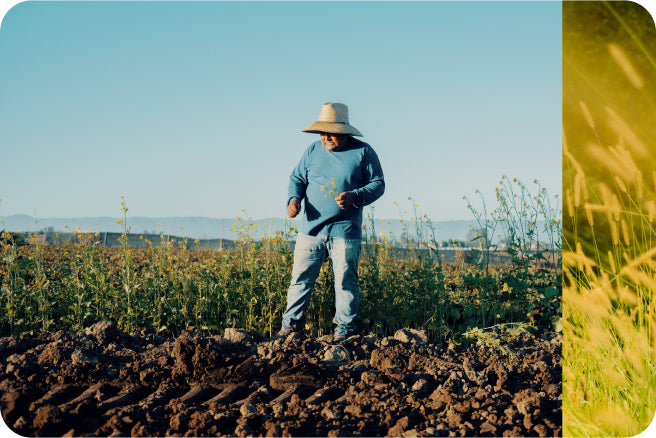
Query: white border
0 1 655 438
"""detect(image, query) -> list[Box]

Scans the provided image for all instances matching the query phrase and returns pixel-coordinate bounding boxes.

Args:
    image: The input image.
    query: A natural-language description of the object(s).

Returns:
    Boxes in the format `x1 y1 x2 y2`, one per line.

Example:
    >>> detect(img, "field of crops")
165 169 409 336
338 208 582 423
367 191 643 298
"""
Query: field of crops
0 179 563 436
0 174 563 344
1 208 560 344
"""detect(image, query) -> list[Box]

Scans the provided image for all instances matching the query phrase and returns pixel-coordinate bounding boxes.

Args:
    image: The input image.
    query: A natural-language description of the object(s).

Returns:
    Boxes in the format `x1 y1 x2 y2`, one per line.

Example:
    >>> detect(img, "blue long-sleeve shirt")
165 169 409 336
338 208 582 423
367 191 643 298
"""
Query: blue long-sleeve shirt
288 137 385 239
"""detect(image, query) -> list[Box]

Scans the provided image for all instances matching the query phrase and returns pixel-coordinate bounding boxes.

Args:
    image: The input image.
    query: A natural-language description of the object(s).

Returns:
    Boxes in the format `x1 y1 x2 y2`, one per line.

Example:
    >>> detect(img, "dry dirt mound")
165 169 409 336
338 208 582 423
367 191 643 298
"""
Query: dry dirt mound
0 323 561 437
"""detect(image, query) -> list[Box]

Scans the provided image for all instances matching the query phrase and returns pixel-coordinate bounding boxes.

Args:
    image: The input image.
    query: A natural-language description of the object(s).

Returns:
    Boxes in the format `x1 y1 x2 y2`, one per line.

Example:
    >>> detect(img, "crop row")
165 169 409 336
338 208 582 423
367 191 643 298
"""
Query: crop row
0 226 560 344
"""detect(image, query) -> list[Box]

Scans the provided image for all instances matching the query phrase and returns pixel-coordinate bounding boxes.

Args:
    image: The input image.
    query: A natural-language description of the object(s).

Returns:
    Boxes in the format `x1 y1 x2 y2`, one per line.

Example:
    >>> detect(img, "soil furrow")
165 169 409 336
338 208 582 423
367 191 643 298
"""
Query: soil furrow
0 323 562 437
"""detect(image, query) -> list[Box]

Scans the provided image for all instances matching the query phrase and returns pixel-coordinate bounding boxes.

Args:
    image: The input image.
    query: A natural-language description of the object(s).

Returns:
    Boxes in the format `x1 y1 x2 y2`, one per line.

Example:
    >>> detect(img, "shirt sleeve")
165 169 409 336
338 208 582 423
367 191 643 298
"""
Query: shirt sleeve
351 146 385 208
287 145 311 207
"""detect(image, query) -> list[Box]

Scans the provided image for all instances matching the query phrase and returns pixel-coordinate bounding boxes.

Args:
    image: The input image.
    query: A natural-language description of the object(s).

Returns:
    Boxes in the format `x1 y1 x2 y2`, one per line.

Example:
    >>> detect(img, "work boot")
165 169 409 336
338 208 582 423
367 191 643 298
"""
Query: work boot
278 326 300 336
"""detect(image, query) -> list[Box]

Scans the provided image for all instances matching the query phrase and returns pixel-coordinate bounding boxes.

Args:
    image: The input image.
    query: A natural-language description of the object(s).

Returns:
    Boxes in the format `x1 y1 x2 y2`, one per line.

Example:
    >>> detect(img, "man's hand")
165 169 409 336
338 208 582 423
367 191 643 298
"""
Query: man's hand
335 192 354 210
287 199 301 218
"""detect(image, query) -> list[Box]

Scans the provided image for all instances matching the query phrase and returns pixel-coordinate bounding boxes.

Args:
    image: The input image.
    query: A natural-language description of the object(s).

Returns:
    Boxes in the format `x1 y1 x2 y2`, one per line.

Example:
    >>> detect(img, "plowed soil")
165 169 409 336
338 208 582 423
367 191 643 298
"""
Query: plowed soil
0 322 561 437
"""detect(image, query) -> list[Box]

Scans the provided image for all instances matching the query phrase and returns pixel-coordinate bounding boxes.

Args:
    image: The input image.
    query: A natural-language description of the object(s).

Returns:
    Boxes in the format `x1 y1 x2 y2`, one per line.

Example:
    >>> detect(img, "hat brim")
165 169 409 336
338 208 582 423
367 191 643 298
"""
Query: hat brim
302 121 362 137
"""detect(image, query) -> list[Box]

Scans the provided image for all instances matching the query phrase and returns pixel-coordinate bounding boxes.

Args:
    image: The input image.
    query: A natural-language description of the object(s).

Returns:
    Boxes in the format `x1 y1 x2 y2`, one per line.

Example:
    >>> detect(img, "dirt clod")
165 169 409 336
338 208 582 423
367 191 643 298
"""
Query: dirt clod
85 321 120 345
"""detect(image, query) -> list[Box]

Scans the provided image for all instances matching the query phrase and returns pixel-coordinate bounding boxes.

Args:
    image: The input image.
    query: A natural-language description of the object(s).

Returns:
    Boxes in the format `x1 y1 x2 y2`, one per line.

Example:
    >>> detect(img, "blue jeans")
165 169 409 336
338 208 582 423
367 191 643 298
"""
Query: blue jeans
281 234 361 336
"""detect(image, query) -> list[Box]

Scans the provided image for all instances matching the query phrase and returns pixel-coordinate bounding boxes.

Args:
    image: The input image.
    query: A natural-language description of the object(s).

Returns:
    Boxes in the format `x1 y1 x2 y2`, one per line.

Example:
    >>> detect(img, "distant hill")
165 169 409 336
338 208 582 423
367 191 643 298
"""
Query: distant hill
0 214 475 243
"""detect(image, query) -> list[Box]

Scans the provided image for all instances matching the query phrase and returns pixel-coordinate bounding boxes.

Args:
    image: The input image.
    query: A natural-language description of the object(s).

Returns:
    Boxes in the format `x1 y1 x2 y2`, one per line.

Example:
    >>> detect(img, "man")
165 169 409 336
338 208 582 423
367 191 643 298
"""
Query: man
280 102 385 341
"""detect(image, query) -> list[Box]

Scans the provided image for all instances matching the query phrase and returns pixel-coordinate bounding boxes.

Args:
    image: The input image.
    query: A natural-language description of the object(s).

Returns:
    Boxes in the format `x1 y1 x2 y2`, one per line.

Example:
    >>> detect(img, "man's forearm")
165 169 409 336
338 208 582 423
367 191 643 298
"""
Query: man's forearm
352 179 385 208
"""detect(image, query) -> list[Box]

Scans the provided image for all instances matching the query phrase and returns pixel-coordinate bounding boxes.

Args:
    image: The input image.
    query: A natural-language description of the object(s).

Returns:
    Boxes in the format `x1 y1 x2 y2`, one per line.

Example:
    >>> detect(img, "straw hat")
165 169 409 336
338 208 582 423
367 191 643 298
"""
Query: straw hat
302 102 363 137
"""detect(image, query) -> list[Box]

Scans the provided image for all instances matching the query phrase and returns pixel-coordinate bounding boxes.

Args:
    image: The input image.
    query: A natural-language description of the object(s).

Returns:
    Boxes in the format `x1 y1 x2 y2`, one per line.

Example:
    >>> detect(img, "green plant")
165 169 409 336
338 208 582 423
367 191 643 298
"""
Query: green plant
463 189 498 274
117 196 137 333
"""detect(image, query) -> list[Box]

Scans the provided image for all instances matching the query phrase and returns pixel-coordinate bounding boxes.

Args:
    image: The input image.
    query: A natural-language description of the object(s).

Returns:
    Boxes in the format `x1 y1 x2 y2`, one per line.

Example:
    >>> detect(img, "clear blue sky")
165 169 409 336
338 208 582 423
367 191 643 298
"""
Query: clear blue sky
1 1 562 222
